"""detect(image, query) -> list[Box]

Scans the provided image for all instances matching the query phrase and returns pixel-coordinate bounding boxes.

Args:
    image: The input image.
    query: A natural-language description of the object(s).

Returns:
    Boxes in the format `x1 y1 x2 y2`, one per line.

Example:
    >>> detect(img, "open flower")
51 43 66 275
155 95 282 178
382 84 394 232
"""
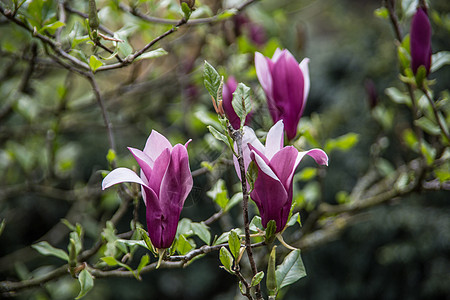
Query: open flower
102 130 193 249
255 49 310 140
222 76 252 129
235 120 328 232
410 7 432 75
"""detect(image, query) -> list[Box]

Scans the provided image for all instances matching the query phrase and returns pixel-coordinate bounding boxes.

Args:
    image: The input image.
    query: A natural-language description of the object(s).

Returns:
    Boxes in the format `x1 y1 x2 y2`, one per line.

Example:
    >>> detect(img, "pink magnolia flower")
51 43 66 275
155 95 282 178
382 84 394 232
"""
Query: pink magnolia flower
222 76 252 129
102 130 193 249
235 120 328 232
410 7 432 75
255 49 310 140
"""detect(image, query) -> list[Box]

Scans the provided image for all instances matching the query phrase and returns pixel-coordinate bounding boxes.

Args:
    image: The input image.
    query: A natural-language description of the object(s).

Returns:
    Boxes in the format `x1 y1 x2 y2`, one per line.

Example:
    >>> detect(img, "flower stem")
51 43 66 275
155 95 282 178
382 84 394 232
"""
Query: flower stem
230 125 263 300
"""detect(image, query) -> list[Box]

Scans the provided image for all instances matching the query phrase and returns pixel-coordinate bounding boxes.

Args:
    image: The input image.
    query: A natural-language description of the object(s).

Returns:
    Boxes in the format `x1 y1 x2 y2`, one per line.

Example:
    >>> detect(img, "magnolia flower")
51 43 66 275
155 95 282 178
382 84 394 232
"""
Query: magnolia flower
235 120 328 232
102 130 193 249
222 76 252 129
255 49 310 140
410 7 432 75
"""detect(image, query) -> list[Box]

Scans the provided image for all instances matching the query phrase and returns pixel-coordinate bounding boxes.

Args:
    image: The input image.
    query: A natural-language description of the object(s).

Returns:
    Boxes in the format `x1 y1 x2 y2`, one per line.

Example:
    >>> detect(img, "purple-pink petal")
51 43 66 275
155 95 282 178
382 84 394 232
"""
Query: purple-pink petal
148 148 171 197
102 167 148 190
271 52 305 140
143 130 173 161
264 120 284 160
296 148 329 167
268 146 299 190
250 161 288 231
128 147 153 182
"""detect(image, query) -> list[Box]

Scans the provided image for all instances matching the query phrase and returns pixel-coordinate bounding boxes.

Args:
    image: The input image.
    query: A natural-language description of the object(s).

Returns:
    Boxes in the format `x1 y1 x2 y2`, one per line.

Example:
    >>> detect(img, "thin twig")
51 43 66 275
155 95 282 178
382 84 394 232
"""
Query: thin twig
86 73 117 163
119 0 259 26
230 126 263 300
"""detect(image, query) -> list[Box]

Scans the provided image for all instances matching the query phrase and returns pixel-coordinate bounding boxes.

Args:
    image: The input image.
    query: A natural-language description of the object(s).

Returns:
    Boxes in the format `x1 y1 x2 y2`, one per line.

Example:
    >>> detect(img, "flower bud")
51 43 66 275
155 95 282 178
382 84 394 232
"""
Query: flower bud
179 0 195 10
410 7 432 75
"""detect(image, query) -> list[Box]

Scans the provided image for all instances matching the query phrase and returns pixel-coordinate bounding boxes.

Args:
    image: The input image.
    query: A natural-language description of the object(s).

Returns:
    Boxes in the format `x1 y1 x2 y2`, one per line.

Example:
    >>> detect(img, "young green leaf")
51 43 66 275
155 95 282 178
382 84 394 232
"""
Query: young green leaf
228 230 241 260
137 254 150 278
75 269 94 299
231 83 252 128
286 212 300 228
206 179 229 210
135 48 168 61
203 61 221 100
181 2 192 21
207 125 229 148
32 241 69 261
176 234 194 255
39 21 65 34
219 246 234 273
191 222 211 245
431 51 450 73
89 55 103 72
276 249 307 290
249 215 263 233
251 271 264 287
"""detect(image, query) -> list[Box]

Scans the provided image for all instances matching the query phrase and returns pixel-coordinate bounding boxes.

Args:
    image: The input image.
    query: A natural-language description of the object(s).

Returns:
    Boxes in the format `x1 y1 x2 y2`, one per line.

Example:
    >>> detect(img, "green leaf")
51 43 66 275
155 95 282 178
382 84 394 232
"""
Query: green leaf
225 192 242 212
39 21 65 34
137 254 150 277
75 269 94 299
219 246 234 273
116 239 150 251
207 126 229 148
176 234 194 255
415 117 441 135
89 55 103 72
206 179 229 210
135 48 168 61
421 140 436 165
415 65 427 87
232 83 252 128
176 218 193 238
324 133 359 153
101 257 137 279
385 87 411 106
191 222 211 245
374 7 389 19
137 227 155 253
32 241 69 261
228 230 241 259
431 51 450 73
265 220 277 244
249 216 263 233
251 271 264 287
100 256 118 266
402 128 419 151
217 8 238 20
286 212 300 228
203 61 221 100
276 249 307 290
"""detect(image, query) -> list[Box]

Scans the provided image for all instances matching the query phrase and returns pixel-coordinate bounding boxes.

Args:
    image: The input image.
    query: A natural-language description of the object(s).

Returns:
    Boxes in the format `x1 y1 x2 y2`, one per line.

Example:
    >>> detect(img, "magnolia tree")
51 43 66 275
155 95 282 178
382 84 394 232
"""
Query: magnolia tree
0 0 449 299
